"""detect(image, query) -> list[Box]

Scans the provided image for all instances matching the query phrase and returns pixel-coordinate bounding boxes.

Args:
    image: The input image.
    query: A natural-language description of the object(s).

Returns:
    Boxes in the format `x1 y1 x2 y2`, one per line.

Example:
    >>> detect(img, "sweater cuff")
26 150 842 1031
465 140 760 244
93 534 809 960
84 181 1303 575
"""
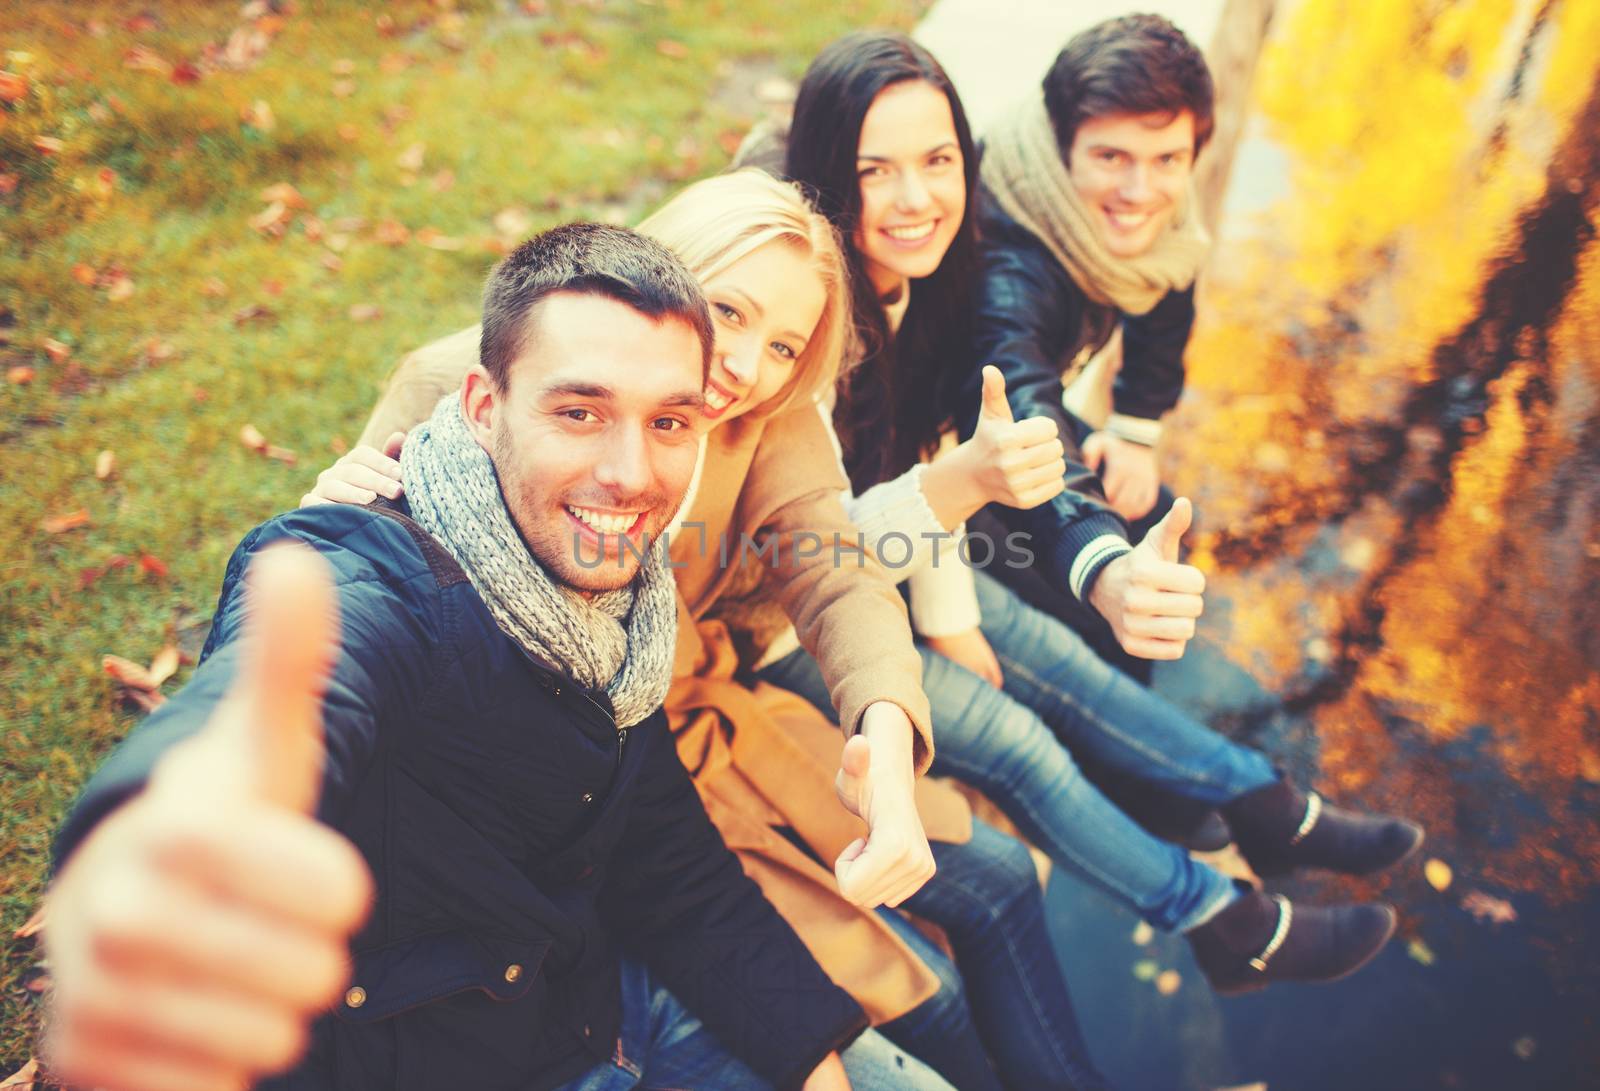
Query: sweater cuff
1104 412 1163 447
1071 534 1132 602
847 464 945 577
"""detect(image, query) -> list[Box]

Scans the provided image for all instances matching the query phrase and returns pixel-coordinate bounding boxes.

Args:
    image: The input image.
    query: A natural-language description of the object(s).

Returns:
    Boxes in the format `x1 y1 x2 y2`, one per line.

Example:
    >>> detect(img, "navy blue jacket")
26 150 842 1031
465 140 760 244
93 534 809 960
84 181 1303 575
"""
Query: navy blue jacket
54 502 866 1090
957 186 1197 599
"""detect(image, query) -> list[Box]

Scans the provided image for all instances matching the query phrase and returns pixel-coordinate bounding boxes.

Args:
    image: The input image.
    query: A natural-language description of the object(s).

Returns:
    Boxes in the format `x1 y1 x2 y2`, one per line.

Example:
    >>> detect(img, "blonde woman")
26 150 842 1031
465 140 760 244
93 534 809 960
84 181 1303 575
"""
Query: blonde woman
307 170 1106 1090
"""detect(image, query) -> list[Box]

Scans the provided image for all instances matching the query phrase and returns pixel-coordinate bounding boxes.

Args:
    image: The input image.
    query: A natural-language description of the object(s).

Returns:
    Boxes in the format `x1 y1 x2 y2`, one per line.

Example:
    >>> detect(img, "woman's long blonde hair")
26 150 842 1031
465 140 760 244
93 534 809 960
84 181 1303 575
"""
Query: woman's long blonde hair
637 168 849 416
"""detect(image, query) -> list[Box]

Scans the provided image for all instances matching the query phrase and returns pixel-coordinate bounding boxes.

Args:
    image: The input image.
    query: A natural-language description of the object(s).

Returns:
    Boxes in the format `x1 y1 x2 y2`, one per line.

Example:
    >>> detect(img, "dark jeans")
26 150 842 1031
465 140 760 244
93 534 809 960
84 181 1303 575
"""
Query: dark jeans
553 960 954 1090
883 822 1111 1091
970 479 1219 841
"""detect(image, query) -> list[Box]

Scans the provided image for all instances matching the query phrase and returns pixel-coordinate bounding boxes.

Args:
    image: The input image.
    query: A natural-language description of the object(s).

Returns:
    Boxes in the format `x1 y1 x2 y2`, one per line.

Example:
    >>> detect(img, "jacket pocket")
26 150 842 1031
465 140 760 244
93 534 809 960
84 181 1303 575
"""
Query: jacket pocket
331 929 557 1090
336 929 551 1023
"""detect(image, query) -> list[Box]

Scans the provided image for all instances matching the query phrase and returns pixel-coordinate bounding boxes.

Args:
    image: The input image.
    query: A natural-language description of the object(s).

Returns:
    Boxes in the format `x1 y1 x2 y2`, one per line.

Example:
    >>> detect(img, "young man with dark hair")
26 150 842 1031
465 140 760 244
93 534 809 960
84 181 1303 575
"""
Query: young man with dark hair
953 15 1223 842
959 14 1216 676
43 223 948 1091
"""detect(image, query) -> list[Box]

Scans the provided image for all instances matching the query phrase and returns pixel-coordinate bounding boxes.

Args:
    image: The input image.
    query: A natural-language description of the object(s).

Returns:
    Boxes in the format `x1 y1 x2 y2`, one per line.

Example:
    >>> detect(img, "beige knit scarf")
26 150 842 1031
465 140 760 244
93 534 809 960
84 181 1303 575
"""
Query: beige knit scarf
980 94 1211 316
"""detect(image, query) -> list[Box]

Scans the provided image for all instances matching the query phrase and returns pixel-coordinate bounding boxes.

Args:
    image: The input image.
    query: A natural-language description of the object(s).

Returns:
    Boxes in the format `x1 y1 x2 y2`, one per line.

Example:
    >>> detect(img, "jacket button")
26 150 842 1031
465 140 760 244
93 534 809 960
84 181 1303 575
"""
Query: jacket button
345 986 367 1009
504 963 523 983
580 792 594 804
583 1024 592 1037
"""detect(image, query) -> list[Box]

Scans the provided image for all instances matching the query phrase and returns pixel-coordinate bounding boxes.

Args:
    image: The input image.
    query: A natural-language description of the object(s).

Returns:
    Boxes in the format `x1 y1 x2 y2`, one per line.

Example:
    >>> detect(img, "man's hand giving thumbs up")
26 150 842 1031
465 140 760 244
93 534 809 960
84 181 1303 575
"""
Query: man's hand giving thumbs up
1087 497 1205 660
45 544 373 1091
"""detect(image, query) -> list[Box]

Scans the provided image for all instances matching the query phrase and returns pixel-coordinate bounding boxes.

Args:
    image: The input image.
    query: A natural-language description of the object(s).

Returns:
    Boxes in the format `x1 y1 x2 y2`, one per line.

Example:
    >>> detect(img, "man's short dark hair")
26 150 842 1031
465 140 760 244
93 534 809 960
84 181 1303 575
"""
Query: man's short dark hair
479 221 714 389
1042 14 1215 159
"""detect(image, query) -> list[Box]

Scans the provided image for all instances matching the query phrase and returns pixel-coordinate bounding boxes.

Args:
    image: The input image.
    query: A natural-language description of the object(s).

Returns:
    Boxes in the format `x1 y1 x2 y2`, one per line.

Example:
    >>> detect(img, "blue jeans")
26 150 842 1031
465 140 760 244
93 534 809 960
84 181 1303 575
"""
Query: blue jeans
883 823 1110 1090
757 569 1277 933
554 959 955 1091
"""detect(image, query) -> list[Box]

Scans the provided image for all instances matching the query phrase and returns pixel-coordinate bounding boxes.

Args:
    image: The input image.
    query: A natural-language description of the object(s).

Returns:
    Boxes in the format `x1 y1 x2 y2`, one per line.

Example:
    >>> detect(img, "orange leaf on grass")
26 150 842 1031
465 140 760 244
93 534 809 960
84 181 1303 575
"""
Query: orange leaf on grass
416 228 464 251
201 276 229 297
493 206 533 239
265 445 298 464
374 219 410 246
349 303 382 322
106 274 135 302
123 45 173 75
95 449 115 479
72 262 98 286
656 39 689 59
170 60 202 85
42 509 91 534
396 142 426 172
258 181 308 209
7 366 35 385
232 303 275 325
0 1057 40 1088
0 173 20 195
0 72 27 103
104 654 159 689
12 906 46 940
250 200 293 235
138 553 168 578
241 99 275 132
32 135 65 155
147 645 181 687
240 423 268 452
41 337 71 363
321 251 344 272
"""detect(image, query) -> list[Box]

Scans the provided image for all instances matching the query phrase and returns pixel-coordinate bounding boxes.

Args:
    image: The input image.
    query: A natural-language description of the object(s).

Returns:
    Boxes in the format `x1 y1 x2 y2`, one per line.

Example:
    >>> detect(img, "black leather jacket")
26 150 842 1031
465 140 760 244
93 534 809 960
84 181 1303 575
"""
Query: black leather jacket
955 185 1197 600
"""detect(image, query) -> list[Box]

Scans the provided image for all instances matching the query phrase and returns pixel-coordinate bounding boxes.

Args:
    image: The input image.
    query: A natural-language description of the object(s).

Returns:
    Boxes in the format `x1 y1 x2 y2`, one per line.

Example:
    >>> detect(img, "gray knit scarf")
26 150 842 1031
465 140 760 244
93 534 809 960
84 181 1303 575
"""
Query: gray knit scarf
400 394 676 728
981 94 1211 316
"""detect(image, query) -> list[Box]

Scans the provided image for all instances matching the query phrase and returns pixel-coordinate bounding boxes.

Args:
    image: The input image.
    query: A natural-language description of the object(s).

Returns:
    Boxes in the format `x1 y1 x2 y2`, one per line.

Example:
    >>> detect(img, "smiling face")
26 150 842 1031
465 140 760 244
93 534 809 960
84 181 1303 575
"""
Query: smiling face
853 79 966 298
464 291 707 592
1066 109 1196 259
699 240 827 424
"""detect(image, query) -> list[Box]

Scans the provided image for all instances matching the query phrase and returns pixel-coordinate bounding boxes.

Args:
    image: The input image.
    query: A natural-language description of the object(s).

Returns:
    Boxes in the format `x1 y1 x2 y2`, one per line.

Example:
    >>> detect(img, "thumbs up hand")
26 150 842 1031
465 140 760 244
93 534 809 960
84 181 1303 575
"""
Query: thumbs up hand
961 366 1068 510
832 704 936 910
1086 498 1206 660
46 544 373 1091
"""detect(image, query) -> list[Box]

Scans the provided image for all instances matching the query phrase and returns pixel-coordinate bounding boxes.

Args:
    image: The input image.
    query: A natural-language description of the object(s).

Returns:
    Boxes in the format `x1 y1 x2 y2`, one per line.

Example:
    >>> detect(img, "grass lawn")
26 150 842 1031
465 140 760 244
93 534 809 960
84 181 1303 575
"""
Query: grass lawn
0 0 929 1071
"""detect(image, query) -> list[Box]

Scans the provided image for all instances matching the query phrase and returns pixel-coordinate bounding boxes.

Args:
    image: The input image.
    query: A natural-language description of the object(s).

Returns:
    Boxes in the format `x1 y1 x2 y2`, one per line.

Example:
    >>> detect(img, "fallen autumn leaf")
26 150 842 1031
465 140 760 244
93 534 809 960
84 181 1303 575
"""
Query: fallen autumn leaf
1461 890 1517 925
1425 858 1453 892
42 509 91 534
94 450 115 479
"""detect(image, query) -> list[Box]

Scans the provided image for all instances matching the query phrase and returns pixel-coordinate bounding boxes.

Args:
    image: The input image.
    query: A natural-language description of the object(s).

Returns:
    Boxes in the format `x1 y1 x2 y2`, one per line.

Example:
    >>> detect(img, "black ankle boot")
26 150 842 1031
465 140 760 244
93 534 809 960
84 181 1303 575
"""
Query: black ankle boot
1223 773 1425 878
1181 809 1234 853
1188 884 1397 995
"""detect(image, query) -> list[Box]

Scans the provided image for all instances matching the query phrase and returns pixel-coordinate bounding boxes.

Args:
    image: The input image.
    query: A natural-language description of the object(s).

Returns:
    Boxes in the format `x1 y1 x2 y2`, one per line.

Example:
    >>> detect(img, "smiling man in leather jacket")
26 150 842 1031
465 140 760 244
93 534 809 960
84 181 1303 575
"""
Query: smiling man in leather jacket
958 14 1218 686
42 224 923 1091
